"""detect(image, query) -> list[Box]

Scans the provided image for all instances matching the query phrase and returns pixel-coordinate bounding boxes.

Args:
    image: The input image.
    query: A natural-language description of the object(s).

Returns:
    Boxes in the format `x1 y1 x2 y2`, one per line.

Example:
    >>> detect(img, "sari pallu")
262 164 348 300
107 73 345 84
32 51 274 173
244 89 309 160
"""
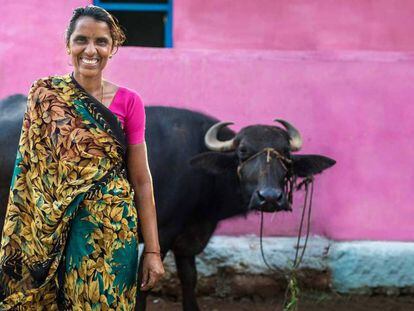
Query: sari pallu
0 75 139 310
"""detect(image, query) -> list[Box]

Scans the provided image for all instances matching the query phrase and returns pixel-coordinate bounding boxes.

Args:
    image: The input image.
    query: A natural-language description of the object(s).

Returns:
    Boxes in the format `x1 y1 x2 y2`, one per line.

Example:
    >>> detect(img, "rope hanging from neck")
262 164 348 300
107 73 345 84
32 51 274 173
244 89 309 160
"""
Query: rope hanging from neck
236 146 316 310
259 176 314 311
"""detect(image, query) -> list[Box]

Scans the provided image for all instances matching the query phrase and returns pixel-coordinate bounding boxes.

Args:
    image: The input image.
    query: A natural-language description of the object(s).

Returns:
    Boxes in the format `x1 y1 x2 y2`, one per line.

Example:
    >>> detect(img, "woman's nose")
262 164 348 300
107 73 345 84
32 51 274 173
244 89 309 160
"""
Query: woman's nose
84 42 97 55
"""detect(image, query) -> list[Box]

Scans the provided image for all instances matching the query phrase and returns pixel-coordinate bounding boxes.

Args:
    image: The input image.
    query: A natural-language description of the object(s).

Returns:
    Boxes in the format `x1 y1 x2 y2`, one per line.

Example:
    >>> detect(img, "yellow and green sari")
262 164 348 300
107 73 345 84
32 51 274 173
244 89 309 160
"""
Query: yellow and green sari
0 74 139 310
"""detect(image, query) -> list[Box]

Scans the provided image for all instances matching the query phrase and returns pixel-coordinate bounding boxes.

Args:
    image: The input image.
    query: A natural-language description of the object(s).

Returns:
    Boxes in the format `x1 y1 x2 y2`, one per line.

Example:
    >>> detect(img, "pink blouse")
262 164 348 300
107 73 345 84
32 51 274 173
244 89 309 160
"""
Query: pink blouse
108 87 146 145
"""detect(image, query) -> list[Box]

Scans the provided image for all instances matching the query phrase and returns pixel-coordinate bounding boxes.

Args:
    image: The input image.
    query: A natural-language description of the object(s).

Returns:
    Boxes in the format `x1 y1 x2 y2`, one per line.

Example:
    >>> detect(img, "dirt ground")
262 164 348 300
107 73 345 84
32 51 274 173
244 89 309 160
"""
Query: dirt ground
147 293 414 311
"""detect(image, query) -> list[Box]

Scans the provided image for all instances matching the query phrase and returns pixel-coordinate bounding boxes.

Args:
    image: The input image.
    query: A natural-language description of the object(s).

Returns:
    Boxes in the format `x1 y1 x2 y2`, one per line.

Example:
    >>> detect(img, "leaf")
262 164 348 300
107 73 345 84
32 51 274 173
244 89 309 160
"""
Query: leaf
110 206 123 223
50 105 66 121
65 208 97 270
111 238 138 294
3 220 16 236
88 277 100 304
81 167 99 180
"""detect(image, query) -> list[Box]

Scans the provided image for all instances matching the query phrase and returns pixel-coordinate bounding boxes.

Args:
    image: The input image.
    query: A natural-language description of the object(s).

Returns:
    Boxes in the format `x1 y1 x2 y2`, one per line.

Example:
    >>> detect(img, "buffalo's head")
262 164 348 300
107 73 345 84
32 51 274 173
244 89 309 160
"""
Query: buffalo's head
190 120 335 212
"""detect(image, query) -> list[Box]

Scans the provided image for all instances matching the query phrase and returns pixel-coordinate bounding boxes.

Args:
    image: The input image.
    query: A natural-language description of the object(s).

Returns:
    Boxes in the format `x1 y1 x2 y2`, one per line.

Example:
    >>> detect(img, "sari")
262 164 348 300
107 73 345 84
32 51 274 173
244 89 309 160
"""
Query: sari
0 74 139 310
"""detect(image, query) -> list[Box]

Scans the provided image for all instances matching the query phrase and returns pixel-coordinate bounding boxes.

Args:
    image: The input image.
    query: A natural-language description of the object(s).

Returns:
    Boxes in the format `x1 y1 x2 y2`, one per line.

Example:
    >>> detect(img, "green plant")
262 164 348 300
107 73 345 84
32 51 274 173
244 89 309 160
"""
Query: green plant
283 273 300 311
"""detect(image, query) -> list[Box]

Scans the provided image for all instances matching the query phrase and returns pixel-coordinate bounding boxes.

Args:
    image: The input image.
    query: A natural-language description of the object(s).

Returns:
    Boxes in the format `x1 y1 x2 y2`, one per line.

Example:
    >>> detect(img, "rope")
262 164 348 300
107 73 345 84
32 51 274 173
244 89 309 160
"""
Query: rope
296 180 313 267
237 146 315 310
258 176 315 311
237 147 291 179
259 210 284 274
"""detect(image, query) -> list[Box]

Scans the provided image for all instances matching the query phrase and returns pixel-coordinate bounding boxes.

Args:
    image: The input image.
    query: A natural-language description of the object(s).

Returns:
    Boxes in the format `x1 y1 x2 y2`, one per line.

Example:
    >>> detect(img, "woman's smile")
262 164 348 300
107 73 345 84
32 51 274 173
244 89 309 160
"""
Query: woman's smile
81 57 99 64
68 16 113 79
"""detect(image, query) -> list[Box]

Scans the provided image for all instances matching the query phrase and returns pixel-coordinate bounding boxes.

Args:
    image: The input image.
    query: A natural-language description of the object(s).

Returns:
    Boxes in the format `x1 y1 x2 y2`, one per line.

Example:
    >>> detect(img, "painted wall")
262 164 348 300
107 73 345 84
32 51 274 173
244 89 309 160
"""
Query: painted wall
0 0 89 97
108 49 414 241
1 1 413 241
175 0 414 51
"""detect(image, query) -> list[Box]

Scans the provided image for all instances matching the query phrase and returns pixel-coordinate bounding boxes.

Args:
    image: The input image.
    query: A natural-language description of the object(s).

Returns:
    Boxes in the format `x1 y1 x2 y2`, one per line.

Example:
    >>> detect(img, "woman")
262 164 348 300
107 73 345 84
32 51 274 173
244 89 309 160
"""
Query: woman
0 5 164 310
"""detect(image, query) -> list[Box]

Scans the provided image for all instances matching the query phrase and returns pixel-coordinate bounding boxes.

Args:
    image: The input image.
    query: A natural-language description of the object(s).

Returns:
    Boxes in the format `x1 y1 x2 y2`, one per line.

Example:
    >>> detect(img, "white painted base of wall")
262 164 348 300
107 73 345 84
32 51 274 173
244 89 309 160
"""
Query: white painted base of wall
149 236 414 294
329 241 414 293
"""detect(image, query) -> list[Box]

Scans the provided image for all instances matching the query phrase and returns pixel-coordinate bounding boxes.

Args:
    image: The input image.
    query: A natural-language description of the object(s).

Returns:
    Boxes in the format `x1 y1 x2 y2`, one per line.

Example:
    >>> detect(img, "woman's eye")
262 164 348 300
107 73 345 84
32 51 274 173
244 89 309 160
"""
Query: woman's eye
96 38 109 46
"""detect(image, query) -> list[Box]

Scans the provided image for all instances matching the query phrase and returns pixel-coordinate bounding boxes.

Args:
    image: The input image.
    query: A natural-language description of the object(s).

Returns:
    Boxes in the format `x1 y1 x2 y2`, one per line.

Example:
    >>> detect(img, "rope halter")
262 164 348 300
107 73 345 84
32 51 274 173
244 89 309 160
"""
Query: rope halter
236 147 292 179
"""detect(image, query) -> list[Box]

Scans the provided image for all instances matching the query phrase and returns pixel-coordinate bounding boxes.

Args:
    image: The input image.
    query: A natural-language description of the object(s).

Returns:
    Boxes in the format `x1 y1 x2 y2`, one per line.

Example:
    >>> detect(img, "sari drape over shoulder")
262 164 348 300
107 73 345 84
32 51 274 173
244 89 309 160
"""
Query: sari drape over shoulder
0 75 139 310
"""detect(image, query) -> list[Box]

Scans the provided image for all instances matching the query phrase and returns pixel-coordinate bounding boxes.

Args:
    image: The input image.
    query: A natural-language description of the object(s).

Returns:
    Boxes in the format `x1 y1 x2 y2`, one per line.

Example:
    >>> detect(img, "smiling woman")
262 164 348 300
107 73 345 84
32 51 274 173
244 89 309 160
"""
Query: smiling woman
65 6 125 105
0 5 164 310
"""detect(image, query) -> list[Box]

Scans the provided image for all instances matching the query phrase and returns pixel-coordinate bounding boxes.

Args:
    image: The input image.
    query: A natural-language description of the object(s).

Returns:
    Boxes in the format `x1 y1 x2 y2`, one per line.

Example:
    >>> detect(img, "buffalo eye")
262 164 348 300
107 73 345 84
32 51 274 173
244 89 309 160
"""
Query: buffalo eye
237 146 249 160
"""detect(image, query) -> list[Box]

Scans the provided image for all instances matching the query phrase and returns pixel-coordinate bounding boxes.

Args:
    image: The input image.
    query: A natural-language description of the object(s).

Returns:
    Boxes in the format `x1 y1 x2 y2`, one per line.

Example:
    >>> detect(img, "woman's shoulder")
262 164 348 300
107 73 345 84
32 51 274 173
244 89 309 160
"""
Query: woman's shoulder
117 85 143 102
26 75 69 111
115 86 144 113
32 74 70 84
29 74 71 93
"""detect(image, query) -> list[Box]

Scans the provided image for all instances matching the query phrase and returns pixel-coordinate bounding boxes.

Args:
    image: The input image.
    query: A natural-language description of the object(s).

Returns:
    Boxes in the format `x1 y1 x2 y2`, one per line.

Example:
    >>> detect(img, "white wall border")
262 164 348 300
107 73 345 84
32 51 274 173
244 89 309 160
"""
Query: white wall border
154 236 414 293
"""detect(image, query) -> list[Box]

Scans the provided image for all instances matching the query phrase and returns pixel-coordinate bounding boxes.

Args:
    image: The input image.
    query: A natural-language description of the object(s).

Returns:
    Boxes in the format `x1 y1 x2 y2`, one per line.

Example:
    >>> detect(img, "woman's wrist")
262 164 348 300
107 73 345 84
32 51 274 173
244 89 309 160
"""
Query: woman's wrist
144 251 161 254
143 246 161 254
143 250 161 257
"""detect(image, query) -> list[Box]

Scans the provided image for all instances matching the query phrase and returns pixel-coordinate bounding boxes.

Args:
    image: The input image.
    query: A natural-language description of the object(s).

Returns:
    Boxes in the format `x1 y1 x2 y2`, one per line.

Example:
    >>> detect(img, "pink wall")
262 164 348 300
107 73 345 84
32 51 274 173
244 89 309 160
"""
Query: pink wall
107 49 414 241
1 1 414 241
175 0 414 51
0 0 89 96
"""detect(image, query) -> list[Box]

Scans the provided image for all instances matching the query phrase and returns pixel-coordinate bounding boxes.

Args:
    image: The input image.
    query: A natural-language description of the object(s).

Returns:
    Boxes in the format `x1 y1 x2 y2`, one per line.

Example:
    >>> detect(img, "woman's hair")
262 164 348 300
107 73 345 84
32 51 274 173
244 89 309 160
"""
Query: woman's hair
66 5 126 51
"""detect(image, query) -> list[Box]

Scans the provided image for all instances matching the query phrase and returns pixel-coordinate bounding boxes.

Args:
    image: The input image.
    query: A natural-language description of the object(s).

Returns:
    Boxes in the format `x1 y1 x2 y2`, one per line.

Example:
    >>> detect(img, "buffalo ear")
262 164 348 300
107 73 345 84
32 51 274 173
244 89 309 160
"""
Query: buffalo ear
291 154 336 178
190 152 238 174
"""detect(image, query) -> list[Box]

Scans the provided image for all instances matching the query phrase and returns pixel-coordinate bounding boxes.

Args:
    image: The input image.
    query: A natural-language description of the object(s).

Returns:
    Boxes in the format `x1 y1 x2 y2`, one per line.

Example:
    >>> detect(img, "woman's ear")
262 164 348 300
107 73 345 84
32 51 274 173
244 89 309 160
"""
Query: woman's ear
111 46 119 57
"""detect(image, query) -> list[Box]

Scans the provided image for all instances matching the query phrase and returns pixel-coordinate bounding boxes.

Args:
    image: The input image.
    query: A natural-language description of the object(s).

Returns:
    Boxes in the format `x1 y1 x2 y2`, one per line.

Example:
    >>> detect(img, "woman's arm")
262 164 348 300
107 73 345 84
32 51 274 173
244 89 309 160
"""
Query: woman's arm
127 142 164 290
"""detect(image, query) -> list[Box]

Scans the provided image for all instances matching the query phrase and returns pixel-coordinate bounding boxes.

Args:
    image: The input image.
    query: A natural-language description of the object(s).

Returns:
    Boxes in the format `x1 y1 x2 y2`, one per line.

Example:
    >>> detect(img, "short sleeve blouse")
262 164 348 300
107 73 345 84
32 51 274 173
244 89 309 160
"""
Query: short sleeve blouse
108 87 146 145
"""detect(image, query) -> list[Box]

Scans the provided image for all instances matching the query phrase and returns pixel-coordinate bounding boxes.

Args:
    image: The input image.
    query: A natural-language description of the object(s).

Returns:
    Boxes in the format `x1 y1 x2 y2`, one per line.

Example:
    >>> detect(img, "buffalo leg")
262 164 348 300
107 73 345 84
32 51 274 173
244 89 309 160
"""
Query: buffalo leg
174 253 200 311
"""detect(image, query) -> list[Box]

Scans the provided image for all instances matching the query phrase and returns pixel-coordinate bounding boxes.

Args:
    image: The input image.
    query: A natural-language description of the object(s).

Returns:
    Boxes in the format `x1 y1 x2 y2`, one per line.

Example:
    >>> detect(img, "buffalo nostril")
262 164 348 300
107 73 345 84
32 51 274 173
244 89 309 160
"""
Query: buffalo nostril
257 188 283 204
257 190 265 202
275 190 283 201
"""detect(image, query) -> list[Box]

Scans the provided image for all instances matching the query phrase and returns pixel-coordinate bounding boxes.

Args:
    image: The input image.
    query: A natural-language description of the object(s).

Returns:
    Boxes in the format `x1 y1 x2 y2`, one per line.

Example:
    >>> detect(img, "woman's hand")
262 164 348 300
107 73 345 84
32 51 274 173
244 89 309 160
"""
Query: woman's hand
140 253 165 291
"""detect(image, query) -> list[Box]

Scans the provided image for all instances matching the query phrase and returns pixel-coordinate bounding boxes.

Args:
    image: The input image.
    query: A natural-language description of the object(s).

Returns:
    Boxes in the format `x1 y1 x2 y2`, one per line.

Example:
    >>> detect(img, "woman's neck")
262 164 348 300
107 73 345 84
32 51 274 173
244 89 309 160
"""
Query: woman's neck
73 71 103 95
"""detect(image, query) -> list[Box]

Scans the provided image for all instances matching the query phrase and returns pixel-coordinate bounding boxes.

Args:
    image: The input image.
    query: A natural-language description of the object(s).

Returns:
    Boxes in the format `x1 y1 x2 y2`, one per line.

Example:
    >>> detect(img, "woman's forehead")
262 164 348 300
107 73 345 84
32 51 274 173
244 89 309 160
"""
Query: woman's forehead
72 16 111 37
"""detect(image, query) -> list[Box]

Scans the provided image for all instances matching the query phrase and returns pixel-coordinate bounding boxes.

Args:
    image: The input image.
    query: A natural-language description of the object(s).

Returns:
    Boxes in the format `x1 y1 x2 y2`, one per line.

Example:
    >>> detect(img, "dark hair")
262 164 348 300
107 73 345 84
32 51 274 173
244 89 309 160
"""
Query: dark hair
66 5 126 52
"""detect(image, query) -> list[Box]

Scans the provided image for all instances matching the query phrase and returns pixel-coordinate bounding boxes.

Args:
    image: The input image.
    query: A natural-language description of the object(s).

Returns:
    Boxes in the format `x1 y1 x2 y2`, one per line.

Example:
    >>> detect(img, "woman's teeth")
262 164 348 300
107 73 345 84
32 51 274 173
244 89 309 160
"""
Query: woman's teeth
82 58 98 64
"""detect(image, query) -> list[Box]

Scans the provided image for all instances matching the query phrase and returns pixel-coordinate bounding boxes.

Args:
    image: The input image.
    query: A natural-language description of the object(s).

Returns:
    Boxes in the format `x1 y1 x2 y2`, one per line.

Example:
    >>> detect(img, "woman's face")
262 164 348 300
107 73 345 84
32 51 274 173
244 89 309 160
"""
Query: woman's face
68 16 114 78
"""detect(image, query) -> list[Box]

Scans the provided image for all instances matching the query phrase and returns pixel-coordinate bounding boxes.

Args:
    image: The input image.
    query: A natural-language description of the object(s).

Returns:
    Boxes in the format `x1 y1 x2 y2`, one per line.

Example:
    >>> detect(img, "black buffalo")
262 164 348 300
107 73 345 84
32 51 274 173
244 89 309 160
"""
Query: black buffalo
0 95 27 224
0 95 335 310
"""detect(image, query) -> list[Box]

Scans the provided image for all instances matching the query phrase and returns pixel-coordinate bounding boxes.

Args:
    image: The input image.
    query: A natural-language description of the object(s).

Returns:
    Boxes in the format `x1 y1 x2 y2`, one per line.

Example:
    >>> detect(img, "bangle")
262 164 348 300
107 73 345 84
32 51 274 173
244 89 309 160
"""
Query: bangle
144 251 161 256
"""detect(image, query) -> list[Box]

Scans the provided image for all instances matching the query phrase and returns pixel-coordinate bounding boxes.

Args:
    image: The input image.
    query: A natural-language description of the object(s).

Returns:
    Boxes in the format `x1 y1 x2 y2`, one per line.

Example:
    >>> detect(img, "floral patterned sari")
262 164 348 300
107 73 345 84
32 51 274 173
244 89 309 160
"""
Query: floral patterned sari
0 74 139 310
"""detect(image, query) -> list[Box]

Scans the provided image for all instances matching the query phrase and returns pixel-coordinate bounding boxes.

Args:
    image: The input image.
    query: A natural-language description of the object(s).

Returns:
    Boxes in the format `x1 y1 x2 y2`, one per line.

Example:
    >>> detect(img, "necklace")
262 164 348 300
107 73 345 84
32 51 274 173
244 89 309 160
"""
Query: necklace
100 82 104 105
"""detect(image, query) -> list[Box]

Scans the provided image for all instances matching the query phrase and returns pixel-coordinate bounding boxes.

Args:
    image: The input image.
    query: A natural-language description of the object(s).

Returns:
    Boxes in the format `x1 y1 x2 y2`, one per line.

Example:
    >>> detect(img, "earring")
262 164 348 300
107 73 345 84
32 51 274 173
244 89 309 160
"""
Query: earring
109 54 113 59
66 49 70 55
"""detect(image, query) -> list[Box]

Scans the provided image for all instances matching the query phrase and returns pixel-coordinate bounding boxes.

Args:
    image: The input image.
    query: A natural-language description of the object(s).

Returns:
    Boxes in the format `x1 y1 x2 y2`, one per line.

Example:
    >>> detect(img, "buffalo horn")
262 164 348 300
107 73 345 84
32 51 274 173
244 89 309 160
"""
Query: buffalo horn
274 119 303 151
204 122 235 152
